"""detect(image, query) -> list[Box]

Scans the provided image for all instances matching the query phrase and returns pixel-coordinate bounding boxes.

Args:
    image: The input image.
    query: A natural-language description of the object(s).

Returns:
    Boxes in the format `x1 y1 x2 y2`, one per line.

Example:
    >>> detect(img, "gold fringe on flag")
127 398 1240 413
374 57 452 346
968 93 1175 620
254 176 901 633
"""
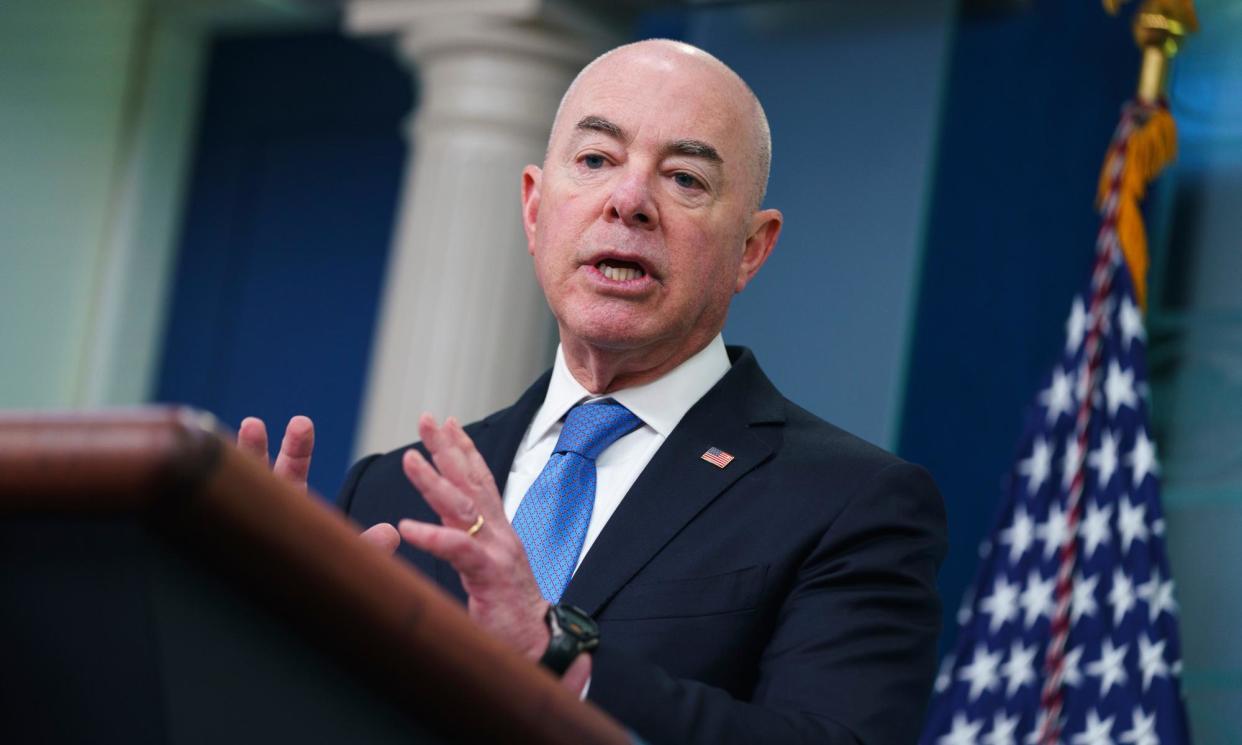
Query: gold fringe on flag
1097 0 1197 310
1095 106 1176 310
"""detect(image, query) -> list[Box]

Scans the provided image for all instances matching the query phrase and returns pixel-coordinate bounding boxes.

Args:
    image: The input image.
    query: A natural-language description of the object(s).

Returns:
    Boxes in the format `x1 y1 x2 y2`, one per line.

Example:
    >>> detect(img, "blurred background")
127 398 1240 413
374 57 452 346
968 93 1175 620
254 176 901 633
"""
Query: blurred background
2 0 1239 739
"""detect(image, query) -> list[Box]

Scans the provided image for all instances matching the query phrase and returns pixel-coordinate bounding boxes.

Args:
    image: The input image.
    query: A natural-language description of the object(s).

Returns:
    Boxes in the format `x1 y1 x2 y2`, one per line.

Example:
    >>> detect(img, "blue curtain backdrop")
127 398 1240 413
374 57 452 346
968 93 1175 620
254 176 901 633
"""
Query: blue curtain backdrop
155 32 412 499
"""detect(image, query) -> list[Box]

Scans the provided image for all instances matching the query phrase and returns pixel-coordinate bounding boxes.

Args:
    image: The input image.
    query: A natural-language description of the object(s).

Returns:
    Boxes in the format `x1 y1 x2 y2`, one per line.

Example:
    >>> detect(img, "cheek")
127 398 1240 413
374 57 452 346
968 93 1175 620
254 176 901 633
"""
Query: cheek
677 224 739 286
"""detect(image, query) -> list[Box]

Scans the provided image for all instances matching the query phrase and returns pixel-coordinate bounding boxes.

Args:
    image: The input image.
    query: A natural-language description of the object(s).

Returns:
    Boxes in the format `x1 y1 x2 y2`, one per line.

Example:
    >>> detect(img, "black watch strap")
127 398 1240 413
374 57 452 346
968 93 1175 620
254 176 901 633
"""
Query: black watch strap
539 604 600 676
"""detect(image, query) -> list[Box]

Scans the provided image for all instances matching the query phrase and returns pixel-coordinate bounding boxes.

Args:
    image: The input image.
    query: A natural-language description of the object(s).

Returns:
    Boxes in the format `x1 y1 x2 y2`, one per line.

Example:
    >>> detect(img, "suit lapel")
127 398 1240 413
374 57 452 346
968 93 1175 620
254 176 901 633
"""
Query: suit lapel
476 369 552 495
561 348 786 616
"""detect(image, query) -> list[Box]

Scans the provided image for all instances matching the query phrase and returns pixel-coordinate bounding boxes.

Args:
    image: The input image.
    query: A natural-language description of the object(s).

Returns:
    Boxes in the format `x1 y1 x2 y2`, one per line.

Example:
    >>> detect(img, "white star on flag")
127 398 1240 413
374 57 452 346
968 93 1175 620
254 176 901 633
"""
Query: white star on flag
1073 709 1117 745
1087 638 1129 696
1118 296 1146 352
1137 634 1169 691
1110 568 1137 625
1117 495 1150 554
980 576 1021 633
1126 429 1159 486
1001 640 1037 696
1019 437 1053 495
1066 296 1087 352
999 504 1036 564
1119 708 1158 745
1063 645 1085 688
938 714 983 745
1019 570 1055 628
958 644 1003 701
983 711 1021 745
1137 569 1177 623
1040 367 1076 424
1072 572 1100 624
1080 501 1113 560
1088 429 1120 488
1036 502 1072 561
1105 360 1139 416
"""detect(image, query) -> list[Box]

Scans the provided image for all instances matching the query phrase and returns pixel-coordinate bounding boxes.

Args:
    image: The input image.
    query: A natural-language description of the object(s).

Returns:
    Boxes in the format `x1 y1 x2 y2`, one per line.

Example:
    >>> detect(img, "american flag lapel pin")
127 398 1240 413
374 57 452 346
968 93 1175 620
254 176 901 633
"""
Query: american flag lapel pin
701 446 735 469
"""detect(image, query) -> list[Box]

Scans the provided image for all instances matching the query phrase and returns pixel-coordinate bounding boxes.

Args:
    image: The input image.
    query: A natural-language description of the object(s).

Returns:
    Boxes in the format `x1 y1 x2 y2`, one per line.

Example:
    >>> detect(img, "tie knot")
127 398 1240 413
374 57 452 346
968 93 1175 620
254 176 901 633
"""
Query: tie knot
554 401 642 460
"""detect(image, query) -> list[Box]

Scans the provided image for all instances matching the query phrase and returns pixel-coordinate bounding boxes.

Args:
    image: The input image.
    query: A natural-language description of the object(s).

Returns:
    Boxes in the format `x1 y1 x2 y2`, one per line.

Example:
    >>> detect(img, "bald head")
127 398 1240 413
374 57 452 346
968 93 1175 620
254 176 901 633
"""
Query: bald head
547 40 772 211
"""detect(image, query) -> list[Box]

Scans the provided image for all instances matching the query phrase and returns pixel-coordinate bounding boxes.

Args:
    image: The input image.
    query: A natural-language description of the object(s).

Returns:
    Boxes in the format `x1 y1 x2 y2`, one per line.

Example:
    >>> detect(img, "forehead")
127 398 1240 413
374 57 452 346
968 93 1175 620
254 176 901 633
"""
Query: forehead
555 52 749 155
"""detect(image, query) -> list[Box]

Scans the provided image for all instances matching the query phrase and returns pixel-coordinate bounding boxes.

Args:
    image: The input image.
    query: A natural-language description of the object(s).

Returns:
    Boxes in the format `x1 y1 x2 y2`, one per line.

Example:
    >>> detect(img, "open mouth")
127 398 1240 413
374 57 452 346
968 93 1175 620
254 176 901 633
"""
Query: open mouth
595 258 647 282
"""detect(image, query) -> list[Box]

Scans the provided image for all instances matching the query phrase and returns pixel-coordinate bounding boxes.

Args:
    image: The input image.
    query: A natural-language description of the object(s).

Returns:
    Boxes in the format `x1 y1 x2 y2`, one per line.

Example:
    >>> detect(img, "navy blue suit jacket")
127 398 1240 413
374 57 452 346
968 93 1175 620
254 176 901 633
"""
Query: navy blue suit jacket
339 347 947 744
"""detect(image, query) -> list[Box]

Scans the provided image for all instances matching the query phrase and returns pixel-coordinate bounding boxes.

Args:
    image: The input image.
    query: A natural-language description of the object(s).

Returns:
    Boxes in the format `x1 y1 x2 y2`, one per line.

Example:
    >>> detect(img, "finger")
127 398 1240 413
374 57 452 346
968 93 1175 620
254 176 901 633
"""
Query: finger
446 417 493 488
418 413 451 457
420 415 479 498
445 418 506 519
402 448 479 529
560 654 592 697
237 417 270 465
448 417 503 494
273 415 314 488
360 523 401 555
398 518 488 574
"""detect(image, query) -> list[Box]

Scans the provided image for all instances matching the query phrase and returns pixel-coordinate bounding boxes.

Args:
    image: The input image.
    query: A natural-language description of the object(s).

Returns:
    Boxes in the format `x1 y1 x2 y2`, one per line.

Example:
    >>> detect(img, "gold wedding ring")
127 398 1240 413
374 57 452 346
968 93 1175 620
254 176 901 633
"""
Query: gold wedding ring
466 514 485 538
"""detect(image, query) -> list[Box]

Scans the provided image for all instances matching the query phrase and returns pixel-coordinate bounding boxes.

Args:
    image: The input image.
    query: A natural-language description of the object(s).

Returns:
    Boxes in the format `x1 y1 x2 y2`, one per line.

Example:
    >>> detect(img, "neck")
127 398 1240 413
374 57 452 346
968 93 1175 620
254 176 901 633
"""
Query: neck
560 332 717 395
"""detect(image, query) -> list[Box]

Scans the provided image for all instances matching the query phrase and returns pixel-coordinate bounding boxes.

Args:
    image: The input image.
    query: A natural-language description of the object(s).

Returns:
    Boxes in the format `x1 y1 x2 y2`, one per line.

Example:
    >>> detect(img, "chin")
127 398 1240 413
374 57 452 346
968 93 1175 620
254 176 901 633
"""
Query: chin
561 311 664 351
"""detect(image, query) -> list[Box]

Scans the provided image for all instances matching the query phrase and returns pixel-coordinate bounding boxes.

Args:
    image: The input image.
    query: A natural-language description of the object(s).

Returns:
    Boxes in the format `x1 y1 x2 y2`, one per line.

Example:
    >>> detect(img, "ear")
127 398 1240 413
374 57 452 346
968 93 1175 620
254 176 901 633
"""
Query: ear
521 165 543 256
735 208 782 293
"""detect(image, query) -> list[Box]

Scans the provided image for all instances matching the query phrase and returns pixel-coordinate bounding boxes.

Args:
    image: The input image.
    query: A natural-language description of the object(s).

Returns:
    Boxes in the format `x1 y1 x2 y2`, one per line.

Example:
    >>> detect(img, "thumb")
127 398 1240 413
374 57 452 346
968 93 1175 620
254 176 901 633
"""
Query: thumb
560 653 592 698
360 522 401 555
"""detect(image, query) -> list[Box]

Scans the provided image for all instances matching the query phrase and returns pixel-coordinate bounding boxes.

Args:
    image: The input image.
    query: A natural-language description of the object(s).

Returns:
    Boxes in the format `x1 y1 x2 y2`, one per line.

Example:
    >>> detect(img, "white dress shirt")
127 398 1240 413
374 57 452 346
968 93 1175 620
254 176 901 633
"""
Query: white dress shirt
501 334 731 572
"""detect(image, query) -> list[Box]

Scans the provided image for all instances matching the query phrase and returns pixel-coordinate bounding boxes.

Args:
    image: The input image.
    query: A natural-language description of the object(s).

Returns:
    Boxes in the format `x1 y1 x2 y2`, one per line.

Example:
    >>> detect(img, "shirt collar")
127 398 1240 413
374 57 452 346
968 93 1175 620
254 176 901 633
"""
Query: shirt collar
523 334 731 449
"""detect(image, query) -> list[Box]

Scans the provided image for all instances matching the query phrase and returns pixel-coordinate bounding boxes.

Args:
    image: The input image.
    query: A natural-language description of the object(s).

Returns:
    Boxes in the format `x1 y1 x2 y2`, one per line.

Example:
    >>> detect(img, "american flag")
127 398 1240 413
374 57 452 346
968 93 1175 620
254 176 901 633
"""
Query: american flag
701 446 735 468
921 104 1191 745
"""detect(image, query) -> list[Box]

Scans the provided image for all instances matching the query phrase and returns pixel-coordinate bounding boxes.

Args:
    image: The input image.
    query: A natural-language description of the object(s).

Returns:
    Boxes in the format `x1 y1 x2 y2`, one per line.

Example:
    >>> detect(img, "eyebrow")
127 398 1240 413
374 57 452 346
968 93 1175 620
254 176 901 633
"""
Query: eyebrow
574 115 724 166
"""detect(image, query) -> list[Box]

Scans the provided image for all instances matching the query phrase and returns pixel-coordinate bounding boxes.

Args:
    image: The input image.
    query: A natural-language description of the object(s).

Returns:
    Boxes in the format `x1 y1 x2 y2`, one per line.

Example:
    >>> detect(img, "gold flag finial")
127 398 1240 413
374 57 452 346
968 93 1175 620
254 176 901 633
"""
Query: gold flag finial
1093 0 1197 309
1102 0 1199 102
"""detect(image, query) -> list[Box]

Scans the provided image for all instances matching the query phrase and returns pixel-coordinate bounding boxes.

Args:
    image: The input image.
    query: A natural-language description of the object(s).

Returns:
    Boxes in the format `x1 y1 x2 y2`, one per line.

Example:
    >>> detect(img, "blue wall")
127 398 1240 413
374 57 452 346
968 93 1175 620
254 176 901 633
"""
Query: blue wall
896 0 1141 645
156 32 411 498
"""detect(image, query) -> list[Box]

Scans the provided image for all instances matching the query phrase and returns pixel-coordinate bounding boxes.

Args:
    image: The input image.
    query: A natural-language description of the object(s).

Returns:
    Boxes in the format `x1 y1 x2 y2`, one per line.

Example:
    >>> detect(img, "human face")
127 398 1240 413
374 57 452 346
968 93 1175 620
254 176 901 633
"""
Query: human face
521 48 781 369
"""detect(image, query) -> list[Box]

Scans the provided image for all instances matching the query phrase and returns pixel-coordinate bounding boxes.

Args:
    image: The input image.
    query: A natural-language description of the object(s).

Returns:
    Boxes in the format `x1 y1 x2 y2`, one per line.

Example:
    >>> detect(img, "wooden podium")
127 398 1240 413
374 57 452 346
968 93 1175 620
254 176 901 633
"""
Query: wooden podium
0 409 631 744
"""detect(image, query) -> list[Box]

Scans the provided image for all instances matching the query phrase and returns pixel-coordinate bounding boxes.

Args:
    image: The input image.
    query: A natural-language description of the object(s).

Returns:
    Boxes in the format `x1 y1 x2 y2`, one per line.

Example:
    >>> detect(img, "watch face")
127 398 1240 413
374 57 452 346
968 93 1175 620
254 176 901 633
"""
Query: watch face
556 604 599 641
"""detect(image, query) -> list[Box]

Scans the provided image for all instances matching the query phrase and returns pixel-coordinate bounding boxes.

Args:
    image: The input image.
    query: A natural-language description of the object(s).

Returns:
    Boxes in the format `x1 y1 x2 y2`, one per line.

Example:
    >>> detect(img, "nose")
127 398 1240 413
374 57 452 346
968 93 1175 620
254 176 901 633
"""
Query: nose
603 170 659 230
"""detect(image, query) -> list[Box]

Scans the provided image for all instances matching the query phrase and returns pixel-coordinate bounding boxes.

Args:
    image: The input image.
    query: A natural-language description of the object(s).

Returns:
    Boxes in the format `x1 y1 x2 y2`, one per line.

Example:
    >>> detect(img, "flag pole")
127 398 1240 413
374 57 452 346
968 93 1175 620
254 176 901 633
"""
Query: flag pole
1124 0 1198 104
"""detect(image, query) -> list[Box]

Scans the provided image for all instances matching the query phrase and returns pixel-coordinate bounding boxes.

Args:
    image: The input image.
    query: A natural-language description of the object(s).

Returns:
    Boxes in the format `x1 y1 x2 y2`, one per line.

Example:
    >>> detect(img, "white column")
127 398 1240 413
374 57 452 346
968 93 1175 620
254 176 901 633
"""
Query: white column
346 4 619 456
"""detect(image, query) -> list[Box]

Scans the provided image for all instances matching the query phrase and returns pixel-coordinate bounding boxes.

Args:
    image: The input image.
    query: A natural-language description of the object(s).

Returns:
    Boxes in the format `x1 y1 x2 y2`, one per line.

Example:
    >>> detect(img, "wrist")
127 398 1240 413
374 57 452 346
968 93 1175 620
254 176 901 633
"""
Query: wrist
539 603 600 676
526 601 552 661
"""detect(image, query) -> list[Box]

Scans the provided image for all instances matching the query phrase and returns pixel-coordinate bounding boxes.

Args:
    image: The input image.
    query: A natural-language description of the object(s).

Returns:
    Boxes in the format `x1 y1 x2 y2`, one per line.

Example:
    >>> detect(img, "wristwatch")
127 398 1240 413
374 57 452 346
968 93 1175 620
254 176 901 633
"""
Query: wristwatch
539 603 599 676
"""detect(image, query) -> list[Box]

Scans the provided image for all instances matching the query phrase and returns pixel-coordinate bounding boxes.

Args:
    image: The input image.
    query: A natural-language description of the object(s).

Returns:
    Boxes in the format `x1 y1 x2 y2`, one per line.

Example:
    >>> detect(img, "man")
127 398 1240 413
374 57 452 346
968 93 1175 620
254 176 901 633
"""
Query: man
241 40 947 744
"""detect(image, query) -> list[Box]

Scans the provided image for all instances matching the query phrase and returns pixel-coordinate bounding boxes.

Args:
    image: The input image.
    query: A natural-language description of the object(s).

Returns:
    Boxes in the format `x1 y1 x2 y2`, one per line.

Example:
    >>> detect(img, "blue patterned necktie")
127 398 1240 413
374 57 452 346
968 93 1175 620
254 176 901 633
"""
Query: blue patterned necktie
513 400 642 602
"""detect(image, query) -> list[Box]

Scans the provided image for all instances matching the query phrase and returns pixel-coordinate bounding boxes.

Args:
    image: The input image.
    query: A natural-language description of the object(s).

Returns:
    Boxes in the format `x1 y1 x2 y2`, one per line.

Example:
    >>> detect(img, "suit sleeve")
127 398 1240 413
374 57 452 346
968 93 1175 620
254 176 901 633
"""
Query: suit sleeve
587 462 948 745
336 453 381 513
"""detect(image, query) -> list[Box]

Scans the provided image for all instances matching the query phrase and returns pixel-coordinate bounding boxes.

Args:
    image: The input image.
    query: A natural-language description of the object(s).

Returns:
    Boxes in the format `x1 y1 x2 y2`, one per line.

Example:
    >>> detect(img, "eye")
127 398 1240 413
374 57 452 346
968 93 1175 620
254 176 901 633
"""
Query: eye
673 171 703 190
582 153 606 169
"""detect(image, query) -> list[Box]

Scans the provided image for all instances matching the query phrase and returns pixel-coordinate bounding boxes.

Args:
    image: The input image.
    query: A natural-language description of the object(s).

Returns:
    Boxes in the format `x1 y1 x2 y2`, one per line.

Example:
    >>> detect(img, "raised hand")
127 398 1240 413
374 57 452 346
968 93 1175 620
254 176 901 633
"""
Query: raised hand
237 415 315 491
397 415 554 664
237 415 400 554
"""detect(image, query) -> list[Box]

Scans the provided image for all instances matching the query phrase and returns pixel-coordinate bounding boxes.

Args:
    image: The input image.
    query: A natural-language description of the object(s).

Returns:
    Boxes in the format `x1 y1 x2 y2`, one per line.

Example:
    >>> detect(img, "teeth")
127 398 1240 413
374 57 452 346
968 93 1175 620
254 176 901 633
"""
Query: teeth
596 262 644 282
